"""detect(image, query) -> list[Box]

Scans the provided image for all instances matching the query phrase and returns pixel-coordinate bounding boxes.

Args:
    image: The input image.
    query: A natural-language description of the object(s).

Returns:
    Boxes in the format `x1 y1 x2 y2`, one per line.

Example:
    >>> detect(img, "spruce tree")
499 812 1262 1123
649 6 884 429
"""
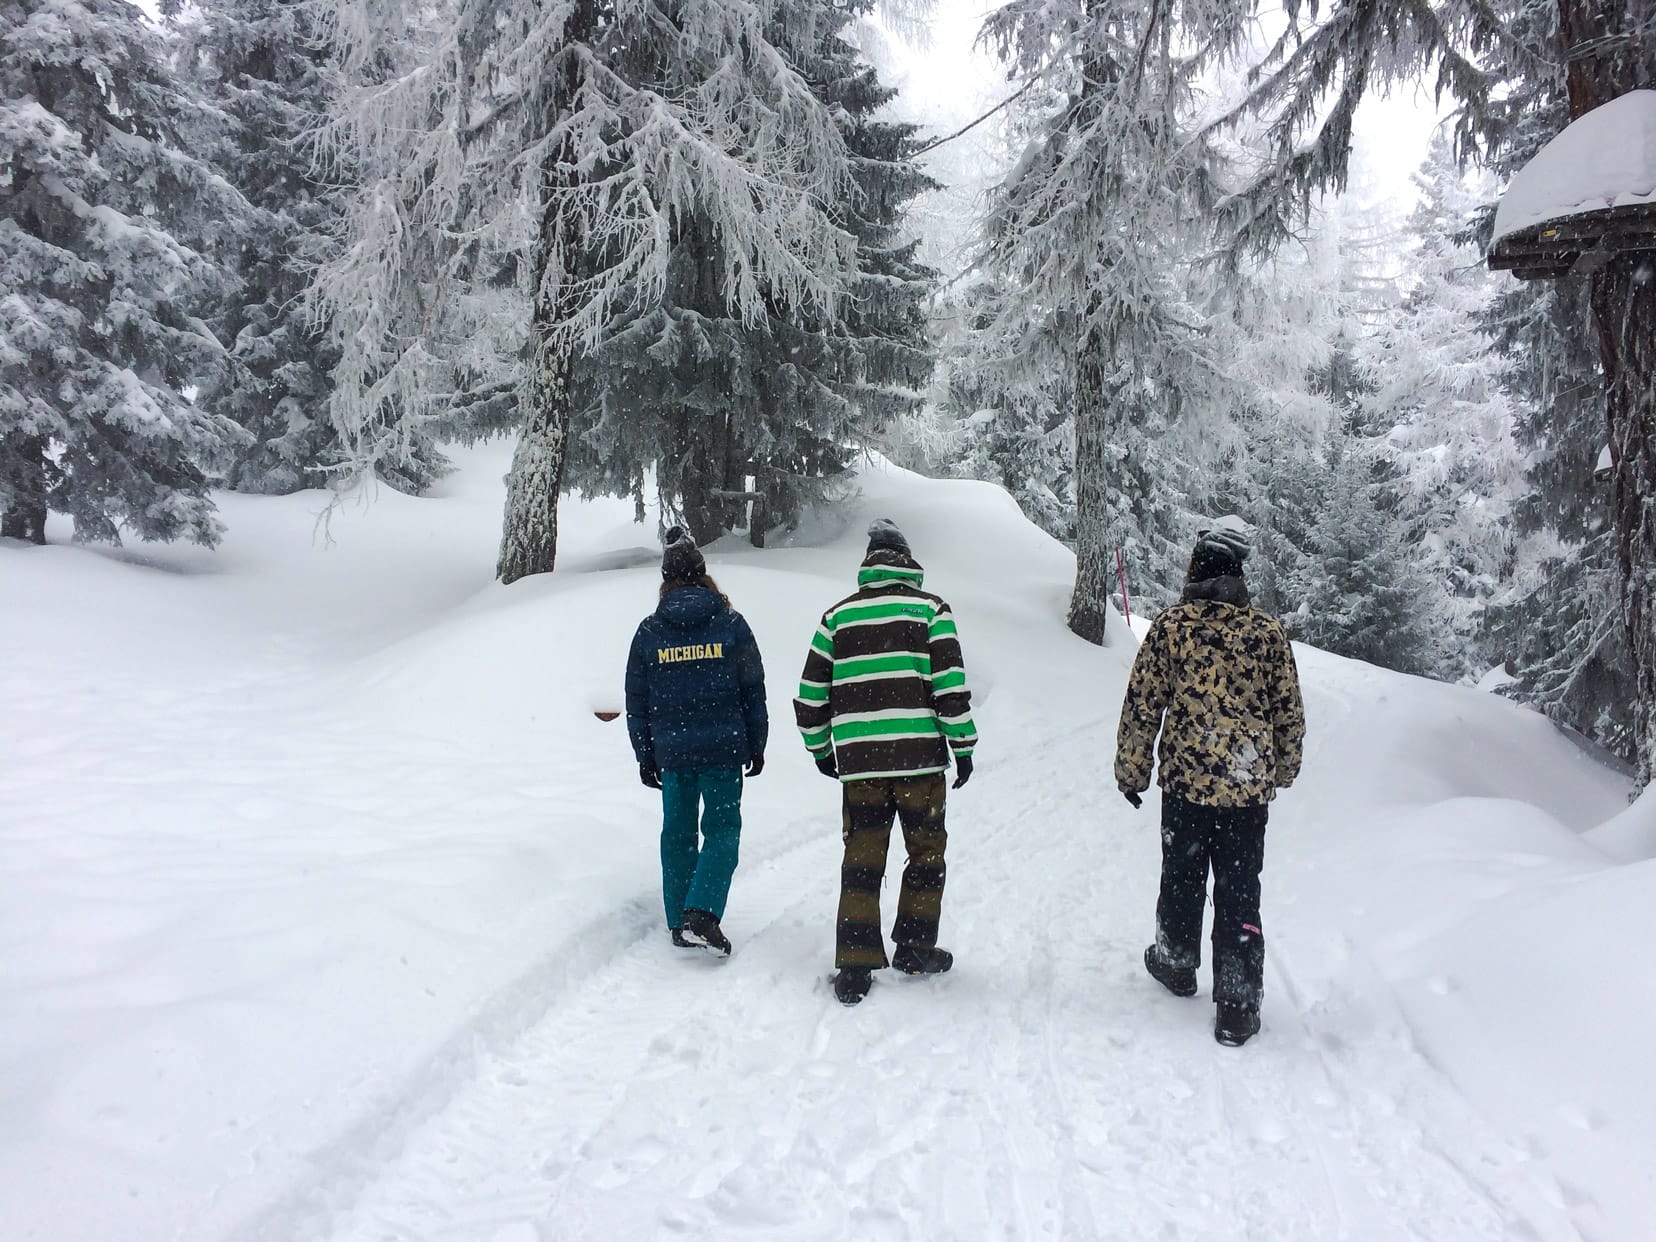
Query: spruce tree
1472 0 1636 762
565 0 937 546
927 278 1076 544
1202 198 1395 625
313 0 856 580
1485 257 1634 757
1292 437 1440 674
1357 135 1523 678
1 0 244 546
192 0 355 495
1204 0 1656 777
977 0 1228 642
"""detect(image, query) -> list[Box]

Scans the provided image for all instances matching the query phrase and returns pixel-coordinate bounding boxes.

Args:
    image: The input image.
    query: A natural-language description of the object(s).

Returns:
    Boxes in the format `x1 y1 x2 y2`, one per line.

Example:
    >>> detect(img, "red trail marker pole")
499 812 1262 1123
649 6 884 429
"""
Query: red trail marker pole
1116 547 1132 629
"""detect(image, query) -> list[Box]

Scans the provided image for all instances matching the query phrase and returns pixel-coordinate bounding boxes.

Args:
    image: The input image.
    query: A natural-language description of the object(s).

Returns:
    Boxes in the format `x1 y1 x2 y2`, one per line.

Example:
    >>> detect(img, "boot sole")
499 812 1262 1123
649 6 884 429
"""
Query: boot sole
679 914 731 955
681 934 731 955
828 973 872 1004
1144 947 1197 997
1215 1009 1260 1046
892 963 951 975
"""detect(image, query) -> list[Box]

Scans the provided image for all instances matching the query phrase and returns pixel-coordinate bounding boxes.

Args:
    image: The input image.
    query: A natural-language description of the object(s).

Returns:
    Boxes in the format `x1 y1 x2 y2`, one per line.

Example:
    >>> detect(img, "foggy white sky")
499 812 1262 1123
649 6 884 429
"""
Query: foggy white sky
873 2 1452 270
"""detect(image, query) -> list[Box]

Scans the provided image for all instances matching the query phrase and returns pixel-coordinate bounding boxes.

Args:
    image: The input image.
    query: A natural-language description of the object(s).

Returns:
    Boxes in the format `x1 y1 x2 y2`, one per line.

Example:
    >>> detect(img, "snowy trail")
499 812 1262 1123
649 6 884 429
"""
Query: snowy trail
242 692 1588 1242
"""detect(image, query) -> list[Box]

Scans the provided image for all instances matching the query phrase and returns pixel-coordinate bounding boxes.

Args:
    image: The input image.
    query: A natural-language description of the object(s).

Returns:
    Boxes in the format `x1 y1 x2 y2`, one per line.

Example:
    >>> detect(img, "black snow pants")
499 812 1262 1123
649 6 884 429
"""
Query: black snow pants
1155 794 1267 1010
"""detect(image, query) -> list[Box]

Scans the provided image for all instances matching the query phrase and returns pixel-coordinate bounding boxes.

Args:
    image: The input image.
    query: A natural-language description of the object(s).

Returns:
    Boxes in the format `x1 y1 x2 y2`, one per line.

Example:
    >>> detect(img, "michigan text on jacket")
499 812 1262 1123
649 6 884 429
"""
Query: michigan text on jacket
657 644 724 663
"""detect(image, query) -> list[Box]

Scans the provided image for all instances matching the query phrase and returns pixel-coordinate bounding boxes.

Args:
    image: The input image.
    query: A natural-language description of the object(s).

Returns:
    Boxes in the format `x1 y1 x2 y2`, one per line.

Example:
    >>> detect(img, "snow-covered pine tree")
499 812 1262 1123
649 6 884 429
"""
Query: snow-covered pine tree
565 0 937 546
1207 0 1656 779
1228 425 1329 620
1 0 246 546
1290 425 1442 674
1471 0 1635 764
189 0 353 495
1555 12 1656 769
305 0 482 501
1200 191 1381 622
1479 221 1630 753
1356 134 1523 677
923 276 1077 543
1481 258 1633 756
977 0 1229 642
313 0 856 582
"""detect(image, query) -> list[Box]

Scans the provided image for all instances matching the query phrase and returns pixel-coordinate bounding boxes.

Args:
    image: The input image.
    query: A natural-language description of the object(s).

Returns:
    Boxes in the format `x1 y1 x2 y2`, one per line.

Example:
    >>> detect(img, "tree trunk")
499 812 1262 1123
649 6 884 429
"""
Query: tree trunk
749 462 768 548
1065 21 1116 645
495 0 597 585
677 412 721 545
676 411 742 544
1591 259 1656 785
496 336 573 583
497 198 578 583
0 434 50 545
1556 0 1656 782
1067 331 1114 644
1555 0 1652 121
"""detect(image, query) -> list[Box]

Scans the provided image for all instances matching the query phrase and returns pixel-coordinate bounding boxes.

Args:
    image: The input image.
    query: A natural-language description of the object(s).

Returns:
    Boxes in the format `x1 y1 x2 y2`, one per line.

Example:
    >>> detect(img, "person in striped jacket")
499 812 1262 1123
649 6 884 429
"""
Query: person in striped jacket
795 519 978 1005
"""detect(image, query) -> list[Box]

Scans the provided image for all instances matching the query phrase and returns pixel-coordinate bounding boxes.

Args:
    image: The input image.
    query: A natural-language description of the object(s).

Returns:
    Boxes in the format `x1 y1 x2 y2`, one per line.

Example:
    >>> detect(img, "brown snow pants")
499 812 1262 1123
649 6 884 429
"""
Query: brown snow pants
835 773 948 969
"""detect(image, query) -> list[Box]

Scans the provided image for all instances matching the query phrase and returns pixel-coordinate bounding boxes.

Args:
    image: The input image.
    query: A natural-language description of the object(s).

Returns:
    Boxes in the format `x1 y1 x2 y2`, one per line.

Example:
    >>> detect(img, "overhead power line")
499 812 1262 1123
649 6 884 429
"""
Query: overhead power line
910 78 1040 159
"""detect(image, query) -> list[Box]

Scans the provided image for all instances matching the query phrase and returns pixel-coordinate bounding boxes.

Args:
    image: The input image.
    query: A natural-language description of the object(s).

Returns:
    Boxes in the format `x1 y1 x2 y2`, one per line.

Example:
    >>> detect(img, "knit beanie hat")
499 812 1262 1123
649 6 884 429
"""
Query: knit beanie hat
1189 522 1251 583
661 525 706 581
866 518 912 558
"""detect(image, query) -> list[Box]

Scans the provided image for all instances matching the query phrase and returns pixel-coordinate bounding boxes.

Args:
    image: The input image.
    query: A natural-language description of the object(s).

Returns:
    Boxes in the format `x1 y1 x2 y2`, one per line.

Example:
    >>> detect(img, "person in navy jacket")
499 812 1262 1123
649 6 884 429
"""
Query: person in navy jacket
625 527 767 953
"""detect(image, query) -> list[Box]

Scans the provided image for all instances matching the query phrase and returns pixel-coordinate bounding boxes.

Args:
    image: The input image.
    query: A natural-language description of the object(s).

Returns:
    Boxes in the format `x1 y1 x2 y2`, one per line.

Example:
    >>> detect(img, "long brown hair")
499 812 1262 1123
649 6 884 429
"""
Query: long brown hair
661 573 731 609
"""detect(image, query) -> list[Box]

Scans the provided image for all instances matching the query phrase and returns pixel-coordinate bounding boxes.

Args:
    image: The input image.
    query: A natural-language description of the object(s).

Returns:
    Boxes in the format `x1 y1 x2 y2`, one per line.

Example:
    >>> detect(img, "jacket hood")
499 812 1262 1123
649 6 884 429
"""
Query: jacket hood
858 548 925 591
657 585 725 627
1181 574 1250 607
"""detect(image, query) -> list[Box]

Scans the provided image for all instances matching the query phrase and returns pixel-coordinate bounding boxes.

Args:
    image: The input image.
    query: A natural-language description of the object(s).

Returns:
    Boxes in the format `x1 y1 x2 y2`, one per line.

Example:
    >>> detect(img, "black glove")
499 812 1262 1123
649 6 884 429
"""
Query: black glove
640 762 662 790
1122 789 1143 809
745 754 765 778
951 754 974 789
814 752 838 780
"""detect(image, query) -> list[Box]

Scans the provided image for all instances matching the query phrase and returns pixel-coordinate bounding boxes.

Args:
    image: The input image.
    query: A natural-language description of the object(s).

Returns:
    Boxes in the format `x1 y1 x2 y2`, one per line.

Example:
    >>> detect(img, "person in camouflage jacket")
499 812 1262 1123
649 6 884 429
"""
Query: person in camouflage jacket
1115 524 1305 1047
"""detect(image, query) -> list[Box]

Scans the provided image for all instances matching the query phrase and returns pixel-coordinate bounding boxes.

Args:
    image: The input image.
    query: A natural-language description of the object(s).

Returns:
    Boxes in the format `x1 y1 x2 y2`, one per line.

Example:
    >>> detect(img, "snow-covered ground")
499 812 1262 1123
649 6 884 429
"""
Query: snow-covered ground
3 446 1651 1242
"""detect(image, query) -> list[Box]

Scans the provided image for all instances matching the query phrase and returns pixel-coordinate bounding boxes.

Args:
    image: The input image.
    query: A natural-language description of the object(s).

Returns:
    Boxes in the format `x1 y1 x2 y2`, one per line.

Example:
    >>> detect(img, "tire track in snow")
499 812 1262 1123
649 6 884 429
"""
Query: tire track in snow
232 804 838 1242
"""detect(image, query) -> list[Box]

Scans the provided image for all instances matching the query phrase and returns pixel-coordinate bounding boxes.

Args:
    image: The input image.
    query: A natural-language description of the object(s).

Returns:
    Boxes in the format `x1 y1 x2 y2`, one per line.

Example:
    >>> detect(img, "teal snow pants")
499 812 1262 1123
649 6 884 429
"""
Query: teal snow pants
660 768 743 928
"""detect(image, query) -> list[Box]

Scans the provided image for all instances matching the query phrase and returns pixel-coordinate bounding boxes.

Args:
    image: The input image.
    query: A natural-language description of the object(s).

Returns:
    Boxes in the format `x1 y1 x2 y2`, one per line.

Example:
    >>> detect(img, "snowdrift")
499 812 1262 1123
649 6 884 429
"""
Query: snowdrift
1 444 1648 1242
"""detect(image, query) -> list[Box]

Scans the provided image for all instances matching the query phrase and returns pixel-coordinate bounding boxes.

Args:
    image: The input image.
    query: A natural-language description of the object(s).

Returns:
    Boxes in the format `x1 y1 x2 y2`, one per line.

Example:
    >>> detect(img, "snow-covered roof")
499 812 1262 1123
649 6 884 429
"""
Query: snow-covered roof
1597 444 1614 479
1492 91 1656 244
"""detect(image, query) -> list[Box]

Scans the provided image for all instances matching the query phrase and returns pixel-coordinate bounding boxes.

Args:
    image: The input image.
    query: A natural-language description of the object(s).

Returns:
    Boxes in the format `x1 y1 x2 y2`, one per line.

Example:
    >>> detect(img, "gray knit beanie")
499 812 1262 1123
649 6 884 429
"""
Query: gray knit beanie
866 518 912 558
661 525 706 581
1189 523 1251 582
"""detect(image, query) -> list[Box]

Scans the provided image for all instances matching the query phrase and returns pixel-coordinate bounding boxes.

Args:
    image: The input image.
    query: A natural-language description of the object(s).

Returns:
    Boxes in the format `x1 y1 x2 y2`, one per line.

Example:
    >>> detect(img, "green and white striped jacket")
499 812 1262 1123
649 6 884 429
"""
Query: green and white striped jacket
794 551 978 782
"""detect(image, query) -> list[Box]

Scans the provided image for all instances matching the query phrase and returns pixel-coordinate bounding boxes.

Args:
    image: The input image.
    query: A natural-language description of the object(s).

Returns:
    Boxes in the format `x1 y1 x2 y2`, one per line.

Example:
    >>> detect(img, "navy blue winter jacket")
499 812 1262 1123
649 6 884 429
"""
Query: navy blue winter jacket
625 586 768 771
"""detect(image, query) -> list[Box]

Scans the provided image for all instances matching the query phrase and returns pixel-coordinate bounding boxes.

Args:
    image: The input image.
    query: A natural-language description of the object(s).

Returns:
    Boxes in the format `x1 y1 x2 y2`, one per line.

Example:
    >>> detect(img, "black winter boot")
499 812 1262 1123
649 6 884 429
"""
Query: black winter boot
832 967 873 1005
681 908 732 955
1215 1002 1261 1046
1144 945 1198 997
892 945 953 975
671 927 696 948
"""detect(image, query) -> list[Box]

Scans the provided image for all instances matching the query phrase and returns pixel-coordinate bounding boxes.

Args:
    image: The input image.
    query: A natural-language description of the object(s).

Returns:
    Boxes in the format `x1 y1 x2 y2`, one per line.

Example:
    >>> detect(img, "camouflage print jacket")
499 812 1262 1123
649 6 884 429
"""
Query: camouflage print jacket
1115 581 1306 808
